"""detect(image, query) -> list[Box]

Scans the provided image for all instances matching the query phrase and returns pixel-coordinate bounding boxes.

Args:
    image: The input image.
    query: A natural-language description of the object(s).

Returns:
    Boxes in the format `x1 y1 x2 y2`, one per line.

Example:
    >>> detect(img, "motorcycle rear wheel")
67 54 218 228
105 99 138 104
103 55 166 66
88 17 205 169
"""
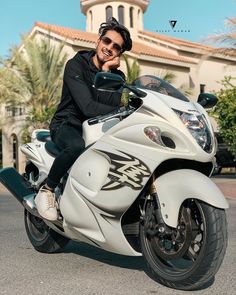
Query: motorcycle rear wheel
24 209 69 253
140 199 227 290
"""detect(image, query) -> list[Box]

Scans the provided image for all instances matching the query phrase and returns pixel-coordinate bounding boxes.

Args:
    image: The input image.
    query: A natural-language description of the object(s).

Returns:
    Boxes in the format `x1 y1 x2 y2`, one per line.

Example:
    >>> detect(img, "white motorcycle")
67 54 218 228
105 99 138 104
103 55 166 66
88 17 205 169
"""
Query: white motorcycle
0 73 228 291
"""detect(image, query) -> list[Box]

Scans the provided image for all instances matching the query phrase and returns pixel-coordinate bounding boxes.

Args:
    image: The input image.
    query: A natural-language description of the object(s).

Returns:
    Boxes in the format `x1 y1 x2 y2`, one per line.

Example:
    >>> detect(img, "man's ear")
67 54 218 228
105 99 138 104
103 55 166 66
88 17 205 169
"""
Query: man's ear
96 38 100 47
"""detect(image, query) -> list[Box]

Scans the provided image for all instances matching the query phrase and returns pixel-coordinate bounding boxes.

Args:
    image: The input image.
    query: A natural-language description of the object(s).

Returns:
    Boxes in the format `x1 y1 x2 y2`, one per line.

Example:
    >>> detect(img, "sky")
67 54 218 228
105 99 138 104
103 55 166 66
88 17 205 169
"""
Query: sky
0 0 235 58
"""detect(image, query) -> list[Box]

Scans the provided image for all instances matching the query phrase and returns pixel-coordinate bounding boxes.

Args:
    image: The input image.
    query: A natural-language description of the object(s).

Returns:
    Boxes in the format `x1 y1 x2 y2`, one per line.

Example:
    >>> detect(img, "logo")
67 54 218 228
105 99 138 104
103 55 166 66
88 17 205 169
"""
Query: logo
97 150 151 191
169 20 177 29
156 20 190 34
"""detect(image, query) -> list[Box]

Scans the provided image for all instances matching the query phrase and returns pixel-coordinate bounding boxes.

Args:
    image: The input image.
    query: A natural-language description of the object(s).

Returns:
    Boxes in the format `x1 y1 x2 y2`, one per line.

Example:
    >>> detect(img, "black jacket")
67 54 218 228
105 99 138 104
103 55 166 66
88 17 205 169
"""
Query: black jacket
50 50 124 130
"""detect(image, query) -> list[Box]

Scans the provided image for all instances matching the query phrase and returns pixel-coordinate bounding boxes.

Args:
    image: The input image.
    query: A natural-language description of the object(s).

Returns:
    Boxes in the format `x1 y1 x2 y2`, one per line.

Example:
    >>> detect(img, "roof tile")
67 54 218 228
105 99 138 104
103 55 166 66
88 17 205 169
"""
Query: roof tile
132 41 195 63
35 22 196 64
35 21 97 43
139 30 213 50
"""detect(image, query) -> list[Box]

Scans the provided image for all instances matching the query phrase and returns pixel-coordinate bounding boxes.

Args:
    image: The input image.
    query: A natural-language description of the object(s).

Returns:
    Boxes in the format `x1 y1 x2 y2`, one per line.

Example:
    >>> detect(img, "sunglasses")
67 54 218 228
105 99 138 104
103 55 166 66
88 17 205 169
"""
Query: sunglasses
100 36 123 53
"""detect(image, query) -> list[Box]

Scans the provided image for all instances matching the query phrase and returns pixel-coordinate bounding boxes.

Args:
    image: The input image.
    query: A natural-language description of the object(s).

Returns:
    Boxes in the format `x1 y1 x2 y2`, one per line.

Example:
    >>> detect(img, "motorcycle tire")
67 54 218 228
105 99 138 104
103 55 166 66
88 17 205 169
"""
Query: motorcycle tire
24 209 69 253
140 199 227 290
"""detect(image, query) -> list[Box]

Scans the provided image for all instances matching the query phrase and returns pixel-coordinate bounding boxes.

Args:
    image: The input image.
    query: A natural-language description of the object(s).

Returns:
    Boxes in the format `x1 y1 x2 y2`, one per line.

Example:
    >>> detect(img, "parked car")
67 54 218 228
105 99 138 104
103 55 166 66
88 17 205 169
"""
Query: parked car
214 132 236 174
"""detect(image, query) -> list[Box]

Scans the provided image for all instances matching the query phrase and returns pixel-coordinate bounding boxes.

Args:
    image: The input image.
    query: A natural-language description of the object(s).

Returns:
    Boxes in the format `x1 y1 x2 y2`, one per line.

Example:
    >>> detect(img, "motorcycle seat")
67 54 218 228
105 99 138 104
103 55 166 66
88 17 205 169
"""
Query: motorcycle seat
36 131 51 142
45 141 61 157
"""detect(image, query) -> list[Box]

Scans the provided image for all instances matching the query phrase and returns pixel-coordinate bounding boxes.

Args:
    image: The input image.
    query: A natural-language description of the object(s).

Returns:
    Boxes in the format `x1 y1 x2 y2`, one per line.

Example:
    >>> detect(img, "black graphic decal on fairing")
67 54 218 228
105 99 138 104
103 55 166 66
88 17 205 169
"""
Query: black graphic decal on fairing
97 150 151 191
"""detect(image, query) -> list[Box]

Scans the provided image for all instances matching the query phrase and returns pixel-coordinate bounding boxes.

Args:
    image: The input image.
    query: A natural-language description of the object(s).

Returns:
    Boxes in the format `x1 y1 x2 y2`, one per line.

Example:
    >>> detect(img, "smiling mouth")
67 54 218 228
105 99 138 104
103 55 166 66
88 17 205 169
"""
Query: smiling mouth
102 49 112 57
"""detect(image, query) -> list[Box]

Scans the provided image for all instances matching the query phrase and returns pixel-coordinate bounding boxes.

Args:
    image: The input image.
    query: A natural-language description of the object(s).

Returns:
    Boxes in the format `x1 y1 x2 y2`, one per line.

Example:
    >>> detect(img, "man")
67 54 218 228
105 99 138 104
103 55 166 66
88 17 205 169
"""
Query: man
35 17 132 221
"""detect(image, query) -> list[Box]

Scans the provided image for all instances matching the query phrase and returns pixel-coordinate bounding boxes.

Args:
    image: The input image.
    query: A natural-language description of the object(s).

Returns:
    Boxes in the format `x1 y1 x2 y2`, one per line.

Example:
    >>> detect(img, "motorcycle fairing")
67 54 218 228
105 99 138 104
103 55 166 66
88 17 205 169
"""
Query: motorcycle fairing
59 143 155 255
156 169 229 227
60 143 155 215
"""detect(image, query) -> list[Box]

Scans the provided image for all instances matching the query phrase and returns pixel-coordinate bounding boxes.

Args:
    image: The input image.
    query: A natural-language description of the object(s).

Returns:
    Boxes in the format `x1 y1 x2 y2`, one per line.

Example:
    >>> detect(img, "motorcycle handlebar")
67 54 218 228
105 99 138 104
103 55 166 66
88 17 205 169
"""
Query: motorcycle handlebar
88 105 133 126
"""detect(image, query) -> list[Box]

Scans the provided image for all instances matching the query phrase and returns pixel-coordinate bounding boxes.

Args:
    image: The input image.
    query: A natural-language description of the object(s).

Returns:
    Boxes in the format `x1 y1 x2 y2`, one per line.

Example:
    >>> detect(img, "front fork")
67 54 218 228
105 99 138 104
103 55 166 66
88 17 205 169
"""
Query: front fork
141 176 172 236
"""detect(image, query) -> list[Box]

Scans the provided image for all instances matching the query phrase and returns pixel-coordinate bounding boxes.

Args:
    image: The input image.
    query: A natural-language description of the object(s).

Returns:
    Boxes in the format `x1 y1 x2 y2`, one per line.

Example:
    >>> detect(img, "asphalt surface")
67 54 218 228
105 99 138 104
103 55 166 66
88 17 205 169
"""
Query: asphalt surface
0 177 236 295
212 173 236 200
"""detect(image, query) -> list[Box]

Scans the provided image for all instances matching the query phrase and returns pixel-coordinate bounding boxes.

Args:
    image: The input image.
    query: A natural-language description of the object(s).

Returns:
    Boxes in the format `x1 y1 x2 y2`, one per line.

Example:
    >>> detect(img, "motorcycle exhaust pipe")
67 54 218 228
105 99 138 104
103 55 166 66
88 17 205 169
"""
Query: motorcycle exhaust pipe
0 167 34 204
0 168 63 228
0 167 43 218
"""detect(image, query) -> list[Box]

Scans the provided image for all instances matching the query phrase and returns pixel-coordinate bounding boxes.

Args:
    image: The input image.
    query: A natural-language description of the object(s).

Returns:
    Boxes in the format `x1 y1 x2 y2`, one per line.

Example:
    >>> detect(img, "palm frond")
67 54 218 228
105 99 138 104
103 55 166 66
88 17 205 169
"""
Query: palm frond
123 55 140 84
0 35 68 129
156 70 176 83
204 17 236 56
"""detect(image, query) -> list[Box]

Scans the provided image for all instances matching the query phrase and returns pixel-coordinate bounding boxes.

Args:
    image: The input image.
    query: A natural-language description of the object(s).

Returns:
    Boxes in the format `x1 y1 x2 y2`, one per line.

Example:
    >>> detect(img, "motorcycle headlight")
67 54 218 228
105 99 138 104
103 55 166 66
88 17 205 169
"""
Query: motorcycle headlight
144 126 176 149
144 126 163 146
173 109 213 153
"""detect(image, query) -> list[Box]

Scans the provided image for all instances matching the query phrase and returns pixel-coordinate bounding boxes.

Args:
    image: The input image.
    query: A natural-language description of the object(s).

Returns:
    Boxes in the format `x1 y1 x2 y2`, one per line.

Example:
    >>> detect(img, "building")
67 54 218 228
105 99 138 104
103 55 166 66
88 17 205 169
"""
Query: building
1 0 236 172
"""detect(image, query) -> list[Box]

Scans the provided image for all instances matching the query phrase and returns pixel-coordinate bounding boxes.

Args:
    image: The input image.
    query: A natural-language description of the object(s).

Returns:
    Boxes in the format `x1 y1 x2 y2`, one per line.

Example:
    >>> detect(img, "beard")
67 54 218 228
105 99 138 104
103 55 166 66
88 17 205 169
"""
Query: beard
96 52 106 66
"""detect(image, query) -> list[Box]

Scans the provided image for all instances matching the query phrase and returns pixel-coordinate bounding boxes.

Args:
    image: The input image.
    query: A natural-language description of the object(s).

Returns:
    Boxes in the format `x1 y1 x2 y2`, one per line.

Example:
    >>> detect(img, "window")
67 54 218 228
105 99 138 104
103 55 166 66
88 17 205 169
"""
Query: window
89 10 93 31
118 5 124 25
130 7 134 28
106 6 113 21
138 9 141 27
11 134 18 170
200 84 206 93
5 105 25 117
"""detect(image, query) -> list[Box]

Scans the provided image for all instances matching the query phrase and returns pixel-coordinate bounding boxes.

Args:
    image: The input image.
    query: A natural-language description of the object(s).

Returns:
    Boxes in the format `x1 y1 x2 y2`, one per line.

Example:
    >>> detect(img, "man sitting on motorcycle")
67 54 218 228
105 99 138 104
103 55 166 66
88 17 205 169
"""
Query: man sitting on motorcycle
35 17 132 221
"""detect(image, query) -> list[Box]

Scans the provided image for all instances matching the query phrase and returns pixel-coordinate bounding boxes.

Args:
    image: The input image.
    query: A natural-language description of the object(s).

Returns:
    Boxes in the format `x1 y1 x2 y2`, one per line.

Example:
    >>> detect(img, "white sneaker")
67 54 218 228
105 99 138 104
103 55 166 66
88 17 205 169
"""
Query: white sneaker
35 187 58 221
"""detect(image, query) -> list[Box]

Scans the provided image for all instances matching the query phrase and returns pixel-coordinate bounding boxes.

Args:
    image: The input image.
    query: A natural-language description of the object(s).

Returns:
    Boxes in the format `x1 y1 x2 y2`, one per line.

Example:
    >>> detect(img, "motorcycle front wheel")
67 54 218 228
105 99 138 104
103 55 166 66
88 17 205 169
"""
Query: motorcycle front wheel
140 199 227 290
24 209 69 253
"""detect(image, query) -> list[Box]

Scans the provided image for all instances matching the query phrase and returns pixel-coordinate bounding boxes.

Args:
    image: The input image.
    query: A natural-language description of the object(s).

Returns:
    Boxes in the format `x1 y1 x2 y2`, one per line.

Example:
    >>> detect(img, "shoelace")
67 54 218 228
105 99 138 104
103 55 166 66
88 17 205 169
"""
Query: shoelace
47 195 56 209
40 189 56 209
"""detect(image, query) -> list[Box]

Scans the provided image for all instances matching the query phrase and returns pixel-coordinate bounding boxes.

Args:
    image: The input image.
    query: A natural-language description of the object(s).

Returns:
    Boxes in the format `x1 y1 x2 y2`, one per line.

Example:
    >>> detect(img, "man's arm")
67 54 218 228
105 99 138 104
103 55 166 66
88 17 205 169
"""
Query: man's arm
64 59 121 118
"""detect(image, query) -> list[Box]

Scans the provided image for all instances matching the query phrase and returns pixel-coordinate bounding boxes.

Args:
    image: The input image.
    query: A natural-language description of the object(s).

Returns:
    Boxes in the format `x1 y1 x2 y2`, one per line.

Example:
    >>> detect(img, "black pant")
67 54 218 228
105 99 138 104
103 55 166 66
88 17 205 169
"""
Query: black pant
46 122 85 189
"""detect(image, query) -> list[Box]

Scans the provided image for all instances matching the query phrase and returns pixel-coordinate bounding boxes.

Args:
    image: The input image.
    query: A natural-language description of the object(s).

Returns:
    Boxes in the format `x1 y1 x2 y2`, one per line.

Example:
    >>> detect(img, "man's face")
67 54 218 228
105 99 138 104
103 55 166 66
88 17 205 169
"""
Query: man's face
96 30 124 64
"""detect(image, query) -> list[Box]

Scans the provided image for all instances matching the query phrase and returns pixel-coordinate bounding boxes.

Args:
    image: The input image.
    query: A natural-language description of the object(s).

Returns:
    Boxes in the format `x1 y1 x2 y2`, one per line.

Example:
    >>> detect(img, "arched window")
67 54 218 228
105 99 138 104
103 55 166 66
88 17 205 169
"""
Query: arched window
118 5 124 25
130 7 134 28
138 9 141 29
11 134 18 170
106 6 113 21
89 10 93 31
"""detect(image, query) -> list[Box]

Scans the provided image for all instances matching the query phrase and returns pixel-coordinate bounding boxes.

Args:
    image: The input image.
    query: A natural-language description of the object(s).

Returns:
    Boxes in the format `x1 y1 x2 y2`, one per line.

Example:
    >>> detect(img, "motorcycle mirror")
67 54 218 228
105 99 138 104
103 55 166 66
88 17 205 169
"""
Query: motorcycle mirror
94 72 147 97
94 72 125 92
197 93 218 108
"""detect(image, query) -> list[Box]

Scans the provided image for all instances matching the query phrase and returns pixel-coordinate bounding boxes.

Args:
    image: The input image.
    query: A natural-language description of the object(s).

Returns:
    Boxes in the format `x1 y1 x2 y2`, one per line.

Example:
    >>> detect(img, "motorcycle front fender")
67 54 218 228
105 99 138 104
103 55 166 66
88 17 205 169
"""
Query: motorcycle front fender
155 169 229 228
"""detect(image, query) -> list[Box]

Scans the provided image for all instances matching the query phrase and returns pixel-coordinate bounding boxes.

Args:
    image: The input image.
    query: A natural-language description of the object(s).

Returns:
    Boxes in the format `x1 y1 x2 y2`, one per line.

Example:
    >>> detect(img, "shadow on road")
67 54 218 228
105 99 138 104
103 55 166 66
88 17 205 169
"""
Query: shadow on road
63 241 216 290
63 240 146 270
144 268 215 291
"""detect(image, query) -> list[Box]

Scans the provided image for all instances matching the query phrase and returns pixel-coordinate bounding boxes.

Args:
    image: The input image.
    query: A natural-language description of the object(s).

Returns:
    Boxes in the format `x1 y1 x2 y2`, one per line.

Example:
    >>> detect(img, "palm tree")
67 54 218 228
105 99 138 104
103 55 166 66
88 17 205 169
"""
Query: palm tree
121 55 140 104
123 54 140 84
206 17 236 56
0 36 68 130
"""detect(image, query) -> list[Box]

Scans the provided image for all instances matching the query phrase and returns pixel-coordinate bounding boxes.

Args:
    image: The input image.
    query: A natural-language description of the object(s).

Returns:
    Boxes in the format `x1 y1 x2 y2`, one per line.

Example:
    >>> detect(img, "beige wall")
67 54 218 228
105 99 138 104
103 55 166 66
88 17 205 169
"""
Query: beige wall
138 60 189 84
197 57 236 93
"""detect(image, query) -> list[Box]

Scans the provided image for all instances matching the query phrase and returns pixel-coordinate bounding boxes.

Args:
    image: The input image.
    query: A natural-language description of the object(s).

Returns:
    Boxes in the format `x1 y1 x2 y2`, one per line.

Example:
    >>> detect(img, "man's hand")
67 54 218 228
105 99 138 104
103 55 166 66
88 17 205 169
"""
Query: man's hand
102 56 120 72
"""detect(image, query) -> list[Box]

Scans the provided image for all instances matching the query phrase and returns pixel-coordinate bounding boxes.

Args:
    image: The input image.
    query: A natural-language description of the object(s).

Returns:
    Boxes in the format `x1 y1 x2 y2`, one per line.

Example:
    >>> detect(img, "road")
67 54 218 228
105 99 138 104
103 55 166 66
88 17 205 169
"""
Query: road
0 186 236 295
212 173 236 200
